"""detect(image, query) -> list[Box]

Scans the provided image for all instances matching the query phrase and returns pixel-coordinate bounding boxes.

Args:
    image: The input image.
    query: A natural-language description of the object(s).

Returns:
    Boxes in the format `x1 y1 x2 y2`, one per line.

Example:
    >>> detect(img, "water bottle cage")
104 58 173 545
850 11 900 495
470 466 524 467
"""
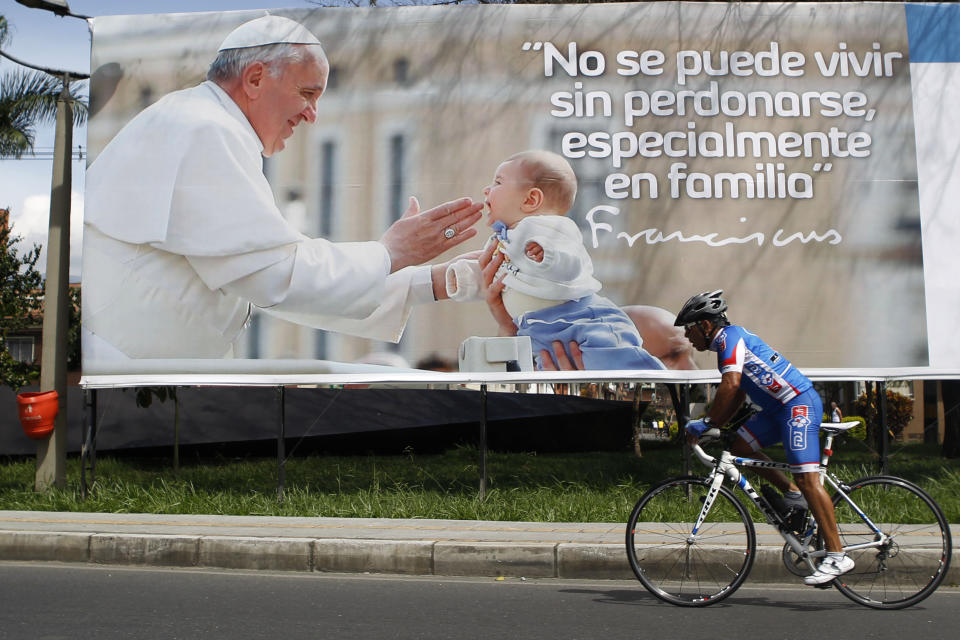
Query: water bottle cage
760 485 788 516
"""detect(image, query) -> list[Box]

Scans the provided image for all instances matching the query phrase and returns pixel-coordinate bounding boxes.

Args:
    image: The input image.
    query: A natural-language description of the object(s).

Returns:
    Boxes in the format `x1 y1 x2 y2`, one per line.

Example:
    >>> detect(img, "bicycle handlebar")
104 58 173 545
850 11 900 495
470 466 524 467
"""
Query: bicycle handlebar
690 427 722 466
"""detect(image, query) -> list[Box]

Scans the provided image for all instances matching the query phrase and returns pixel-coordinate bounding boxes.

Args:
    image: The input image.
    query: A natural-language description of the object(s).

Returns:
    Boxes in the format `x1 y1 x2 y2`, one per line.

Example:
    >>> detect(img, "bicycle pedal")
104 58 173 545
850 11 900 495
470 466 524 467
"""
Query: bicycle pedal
810 580 834 590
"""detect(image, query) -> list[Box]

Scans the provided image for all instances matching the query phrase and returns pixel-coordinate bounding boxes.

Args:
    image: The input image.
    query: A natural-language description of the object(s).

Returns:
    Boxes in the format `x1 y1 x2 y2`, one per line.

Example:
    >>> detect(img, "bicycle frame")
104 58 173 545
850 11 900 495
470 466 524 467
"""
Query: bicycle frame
689 429 888 567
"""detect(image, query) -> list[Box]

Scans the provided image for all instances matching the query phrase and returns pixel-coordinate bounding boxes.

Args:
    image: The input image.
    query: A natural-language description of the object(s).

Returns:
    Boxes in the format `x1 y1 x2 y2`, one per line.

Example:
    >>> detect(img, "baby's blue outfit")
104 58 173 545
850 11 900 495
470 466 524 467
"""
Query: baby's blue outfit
518 293 665 371
445 216 665 372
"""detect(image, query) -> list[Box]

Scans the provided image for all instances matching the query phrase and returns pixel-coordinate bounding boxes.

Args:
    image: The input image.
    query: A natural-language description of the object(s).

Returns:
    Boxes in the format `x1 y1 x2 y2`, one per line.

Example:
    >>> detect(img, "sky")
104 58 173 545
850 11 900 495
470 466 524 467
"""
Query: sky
0 0 325 280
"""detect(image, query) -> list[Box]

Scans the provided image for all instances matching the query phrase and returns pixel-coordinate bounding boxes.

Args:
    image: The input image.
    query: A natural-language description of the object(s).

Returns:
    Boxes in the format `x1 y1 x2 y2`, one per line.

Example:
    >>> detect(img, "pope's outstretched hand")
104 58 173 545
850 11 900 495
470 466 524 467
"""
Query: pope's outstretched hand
380 197 483 273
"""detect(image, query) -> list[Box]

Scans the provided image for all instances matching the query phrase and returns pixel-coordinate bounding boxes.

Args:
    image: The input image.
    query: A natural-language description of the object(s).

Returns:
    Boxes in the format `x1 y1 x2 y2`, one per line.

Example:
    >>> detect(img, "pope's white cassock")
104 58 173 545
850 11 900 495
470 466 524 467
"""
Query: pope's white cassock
83 80 432 360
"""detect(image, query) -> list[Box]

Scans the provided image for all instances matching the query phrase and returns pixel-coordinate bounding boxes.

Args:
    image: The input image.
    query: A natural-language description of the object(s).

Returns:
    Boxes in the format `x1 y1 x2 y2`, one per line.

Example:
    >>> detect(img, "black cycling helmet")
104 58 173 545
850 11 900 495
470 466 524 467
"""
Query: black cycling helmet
674 290 728 326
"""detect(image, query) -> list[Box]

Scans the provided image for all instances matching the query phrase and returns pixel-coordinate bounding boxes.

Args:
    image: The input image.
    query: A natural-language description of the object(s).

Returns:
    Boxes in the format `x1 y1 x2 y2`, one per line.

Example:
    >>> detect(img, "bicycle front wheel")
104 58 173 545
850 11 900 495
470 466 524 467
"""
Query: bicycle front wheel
626 476 756 607
826 475 952 609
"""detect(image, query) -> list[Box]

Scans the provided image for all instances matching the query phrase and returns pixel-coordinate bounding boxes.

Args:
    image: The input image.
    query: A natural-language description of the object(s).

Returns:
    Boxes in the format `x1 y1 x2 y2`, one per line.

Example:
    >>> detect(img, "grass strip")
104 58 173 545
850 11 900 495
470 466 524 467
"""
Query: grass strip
1 442 957 523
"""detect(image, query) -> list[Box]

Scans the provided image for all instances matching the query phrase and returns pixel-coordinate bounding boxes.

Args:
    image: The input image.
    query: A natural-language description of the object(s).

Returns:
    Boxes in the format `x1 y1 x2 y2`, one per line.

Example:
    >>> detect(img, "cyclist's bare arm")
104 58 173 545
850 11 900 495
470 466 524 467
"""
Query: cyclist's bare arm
707 371 746 426
687 371 746 446
706 370 800 493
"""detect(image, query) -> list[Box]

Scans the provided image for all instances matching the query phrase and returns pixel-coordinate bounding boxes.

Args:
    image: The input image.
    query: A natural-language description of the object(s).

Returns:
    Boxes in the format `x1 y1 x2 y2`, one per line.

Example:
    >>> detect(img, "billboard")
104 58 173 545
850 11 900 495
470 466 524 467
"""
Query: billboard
80 2 960 386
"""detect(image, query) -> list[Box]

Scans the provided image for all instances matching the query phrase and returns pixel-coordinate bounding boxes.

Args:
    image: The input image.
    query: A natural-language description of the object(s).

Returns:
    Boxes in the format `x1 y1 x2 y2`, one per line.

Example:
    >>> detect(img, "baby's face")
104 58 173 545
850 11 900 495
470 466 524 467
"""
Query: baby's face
482 159 531 229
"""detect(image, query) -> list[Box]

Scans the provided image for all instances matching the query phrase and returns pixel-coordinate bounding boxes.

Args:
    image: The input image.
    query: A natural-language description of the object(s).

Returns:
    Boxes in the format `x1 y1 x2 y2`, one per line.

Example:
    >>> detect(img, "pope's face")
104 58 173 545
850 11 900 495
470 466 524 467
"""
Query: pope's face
482 159 532 229
247 53 328 157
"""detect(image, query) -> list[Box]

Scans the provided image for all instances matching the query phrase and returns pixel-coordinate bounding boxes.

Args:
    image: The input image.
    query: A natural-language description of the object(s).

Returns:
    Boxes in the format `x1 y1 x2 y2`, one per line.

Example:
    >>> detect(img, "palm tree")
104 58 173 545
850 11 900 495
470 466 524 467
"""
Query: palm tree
0 15 87 159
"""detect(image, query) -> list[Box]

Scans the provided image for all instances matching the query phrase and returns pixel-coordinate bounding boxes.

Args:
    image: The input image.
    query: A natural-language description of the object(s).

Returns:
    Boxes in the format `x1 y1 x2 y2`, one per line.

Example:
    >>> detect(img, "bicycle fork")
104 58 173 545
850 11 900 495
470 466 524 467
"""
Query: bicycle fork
679 472 721 578
690 469 728 540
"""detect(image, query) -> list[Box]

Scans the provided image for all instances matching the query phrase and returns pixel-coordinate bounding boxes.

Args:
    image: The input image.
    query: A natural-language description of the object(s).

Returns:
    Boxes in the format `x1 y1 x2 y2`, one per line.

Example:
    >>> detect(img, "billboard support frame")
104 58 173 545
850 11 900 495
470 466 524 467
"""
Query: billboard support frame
64 376 934 505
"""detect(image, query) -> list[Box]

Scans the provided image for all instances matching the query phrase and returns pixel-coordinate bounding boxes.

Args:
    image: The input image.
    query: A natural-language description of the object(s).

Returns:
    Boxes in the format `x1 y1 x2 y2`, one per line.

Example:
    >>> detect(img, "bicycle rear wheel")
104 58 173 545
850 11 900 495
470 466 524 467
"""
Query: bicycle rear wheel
626 476 756 606
825 475 952 609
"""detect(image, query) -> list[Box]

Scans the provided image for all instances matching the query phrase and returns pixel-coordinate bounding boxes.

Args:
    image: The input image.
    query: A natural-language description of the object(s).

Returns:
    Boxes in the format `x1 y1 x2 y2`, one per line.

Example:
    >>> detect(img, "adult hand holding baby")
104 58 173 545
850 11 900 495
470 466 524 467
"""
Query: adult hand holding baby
479 241 519 337
538 340 585 371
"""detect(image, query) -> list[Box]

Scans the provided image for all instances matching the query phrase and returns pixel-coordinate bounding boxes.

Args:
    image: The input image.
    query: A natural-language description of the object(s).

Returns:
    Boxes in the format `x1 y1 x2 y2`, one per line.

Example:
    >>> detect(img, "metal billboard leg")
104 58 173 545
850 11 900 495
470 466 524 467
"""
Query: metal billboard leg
80 389 98 499
277 386 286 504
479 384 488 500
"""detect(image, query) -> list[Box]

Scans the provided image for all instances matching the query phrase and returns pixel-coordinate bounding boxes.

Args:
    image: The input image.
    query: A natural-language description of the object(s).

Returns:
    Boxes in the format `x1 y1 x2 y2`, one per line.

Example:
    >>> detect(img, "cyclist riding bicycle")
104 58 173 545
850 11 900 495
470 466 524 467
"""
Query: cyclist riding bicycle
676 290 854 585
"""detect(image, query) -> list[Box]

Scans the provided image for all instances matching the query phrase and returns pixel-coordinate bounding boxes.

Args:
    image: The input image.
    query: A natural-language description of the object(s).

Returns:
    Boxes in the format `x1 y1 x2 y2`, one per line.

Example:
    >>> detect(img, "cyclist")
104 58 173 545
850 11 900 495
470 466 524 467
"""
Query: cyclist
675 290 854 585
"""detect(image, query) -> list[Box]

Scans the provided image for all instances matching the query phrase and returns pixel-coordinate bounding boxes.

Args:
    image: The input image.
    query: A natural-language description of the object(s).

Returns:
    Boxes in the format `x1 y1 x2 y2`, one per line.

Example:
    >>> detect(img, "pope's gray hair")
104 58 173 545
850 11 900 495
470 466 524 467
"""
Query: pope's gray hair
207 43 326 84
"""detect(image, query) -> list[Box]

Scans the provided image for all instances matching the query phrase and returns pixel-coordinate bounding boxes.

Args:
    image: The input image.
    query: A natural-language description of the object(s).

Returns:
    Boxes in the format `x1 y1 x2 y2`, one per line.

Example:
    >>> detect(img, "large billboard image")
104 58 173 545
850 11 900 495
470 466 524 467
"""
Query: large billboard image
80 2 960 384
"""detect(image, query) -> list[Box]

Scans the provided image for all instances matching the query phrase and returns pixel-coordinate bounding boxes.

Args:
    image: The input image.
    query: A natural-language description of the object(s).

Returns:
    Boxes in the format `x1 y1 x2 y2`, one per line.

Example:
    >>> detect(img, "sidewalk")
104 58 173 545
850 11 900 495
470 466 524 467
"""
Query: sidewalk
1 510 957 583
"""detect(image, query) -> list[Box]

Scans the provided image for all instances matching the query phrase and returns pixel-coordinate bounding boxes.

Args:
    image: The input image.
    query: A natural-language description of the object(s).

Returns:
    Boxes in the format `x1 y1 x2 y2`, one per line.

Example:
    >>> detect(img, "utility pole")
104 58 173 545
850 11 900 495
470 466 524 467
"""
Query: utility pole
35 77 73 490
8 0 90 489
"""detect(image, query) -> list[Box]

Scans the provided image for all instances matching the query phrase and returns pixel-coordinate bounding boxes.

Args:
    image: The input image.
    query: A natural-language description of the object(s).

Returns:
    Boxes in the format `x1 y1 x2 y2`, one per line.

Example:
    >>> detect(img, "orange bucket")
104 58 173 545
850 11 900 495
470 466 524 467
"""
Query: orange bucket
16 390 59 440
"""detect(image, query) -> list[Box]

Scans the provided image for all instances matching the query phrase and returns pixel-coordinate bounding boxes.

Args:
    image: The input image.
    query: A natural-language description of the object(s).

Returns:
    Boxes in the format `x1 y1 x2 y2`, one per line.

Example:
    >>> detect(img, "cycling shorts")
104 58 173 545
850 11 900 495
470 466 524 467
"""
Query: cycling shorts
735 388 823 474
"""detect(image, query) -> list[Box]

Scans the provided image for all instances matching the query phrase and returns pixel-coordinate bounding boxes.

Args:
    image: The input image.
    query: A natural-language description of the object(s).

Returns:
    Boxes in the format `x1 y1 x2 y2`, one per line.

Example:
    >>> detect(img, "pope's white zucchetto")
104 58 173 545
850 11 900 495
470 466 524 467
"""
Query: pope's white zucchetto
218 15 322 52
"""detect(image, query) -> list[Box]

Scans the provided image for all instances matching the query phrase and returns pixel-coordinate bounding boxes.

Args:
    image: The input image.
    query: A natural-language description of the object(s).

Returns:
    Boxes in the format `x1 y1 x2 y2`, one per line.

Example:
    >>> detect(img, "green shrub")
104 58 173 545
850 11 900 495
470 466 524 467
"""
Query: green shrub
855 390 914 438
835 415 867 441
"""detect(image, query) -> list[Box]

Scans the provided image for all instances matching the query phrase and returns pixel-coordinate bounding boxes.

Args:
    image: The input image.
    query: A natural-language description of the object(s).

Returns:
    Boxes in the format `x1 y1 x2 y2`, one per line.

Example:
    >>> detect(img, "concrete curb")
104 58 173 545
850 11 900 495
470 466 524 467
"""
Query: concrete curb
1 511 957 585
4 529 956 585
315 539 434 575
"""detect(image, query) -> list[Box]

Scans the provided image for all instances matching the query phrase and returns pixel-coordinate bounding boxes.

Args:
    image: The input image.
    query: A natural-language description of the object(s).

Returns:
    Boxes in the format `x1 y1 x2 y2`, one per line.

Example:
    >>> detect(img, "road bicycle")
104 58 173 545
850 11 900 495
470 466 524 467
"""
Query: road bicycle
625 422 952 608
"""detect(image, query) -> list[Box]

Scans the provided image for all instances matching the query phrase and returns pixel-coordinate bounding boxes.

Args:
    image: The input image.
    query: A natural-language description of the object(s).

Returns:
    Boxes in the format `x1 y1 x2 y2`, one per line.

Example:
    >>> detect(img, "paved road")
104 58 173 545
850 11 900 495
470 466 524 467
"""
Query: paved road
0 563 957 640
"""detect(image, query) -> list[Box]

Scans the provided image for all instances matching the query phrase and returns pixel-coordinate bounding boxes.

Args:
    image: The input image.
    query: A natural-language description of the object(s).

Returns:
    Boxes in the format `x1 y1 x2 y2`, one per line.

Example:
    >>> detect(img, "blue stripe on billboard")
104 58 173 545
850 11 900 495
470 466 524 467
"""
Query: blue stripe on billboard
906 3 960 63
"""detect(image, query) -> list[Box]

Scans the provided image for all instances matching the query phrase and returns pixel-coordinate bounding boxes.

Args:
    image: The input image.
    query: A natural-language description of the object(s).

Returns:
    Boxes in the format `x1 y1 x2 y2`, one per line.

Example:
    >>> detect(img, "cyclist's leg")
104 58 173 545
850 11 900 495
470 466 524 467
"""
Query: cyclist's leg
781 391 842 553
794 472 841 552
732 412 798 492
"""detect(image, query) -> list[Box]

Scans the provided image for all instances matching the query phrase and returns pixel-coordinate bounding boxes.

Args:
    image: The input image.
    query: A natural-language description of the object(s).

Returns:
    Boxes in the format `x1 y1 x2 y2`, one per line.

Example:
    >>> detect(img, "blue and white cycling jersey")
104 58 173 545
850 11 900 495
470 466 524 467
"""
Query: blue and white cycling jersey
710 325 812 413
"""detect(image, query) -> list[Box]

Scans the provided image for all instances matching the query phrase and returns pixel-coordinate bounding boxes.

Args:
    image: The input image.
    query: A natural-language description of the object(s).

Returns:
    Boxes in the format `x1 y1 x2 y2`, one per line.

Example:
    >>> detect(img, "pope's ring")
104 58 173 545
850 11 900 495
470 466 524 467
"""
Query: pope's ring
443 227 456 239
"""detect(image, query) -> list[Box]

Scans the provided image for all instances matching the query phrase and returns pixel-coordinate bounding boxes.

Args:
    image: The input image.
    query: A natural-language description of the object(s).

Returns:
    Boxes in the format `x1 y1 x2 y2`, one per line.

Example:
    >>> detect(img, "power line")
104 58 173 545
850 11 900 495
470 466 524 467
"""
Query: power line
0 147 86 161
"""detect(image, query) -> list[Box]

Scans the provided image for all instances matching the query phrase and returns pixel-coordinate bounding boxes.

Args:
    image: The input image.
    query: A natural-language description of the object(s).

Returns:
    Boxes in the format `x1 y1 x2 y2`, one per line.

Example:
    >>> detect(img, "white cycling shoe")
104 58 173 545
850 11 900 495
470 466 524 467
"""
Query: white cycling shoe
804 554 855 585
